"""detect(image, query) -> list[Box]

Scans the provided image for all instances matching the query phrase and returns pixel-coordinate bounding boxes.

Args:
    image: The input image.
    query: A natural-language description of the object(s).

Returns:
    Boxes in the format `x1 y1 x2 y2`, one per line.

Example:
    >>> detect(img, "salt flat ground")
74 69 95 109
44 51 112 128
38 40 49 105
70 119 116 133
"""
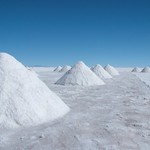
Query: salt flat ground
0 68 150 150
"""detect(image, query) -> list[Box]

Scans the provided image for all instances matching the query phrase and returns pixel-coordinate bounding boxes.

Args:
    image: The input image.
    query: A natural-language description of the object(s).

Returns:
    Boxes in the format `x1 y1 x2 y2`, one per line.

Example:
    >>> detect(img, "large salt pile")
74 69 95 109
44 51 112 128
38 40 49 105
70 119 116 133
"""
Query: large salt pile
55 61 105 86
141 67 150 73
54 66 62 72
104 64 120 76
59 65 71 72
91 64 112 79
0 53 70 129
131 67 141 73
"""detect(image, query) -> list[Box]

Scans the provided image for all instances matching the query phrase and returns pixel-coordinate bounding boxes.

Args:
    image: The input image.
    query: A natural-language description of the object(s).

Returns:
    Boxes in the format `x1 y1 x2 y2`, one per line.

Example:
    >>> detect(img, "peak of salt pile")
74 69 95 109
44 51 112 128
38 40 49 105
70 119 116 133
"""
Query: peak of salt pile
92 64 112 79
141 67 150 73
0 53 70 129
131 67 141 72
104 64 120 76
55 61 105 86
59 65 71 72
54 66 62 72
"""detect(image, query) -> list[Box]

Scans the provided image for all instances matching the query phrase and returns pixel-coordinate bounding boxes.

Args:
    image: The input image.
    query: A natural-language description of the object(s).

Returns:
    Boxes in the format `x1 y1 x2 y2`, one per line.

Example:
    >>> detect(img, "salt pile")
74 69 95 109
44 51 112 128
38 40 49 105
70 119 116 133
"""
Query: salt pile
91 64 112 79
0 53 70 129
55 61 105 86
131 67 141 73
59 65 71 72
54 66 62 72
27 67 39 77
141 67 150 73
104 64 120 76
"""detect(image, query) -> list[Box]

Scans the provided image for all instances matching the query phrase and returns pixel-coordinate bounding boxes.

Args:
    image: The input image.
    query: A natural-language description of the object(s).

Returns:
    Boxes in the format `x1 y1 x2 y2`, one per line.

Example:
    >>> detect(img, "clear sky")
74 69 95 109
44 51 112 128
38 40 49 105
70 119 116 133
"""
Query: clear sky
0 0 150 67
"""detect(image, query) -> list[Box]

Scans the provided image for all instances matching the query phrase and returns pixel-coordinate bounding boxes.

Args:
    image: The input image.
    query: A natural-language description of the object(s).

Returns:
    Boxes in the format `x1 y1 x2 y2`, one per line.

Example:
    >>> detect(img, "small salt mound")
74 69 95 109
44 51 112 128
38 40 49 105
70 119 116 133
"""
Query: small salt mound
141 67 150 73
131 67 141 73
55 61 105 86
91 64 112 79
26 67 39 77
59 65 71 72
104 64 120 76
0 53 70 129
54 66 62 72
90 66 94 70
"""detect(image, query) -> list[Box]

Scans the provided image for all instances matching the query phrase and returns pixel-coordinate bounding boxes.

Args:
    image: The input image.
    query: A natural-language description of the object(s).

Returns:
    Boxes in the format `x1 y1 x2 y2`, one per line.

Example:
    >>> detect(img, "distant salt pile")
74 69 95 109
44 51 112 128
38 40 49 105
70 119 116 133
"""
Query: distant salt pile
55 61 105 86
104 64 120 76
131 67 141 73
92 64 112 79
54 66 62 72
0 53 70 129
90 66 94 70
141 67 150 73
59 65 71 72
26 67 39 77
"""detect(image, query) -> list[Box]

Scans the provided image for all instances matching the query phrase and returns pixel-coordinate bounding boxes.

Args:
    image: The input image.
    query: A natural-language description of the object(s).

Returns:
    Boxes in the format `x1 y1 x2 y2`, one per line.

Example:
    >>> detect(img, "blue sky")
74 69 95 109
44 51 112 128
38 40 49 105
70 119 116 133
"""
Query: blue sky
0 0 150 67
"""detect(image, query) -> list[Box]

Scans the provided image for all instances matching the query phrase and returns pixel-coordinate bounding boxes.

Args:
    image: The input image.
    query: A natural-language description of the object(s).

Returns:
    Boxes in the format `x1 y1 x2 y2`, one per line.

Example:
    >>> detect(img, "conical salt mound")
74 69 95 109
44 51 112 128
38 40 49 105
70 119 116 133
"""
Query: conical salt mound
104 64 120 76
55 61 105 86
27 67 39 77
59 65 71 72
141 67 150 73
54 66 62 72
0 53 70 129
92 64 112 79
131 67 141 72
90 66 94 70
